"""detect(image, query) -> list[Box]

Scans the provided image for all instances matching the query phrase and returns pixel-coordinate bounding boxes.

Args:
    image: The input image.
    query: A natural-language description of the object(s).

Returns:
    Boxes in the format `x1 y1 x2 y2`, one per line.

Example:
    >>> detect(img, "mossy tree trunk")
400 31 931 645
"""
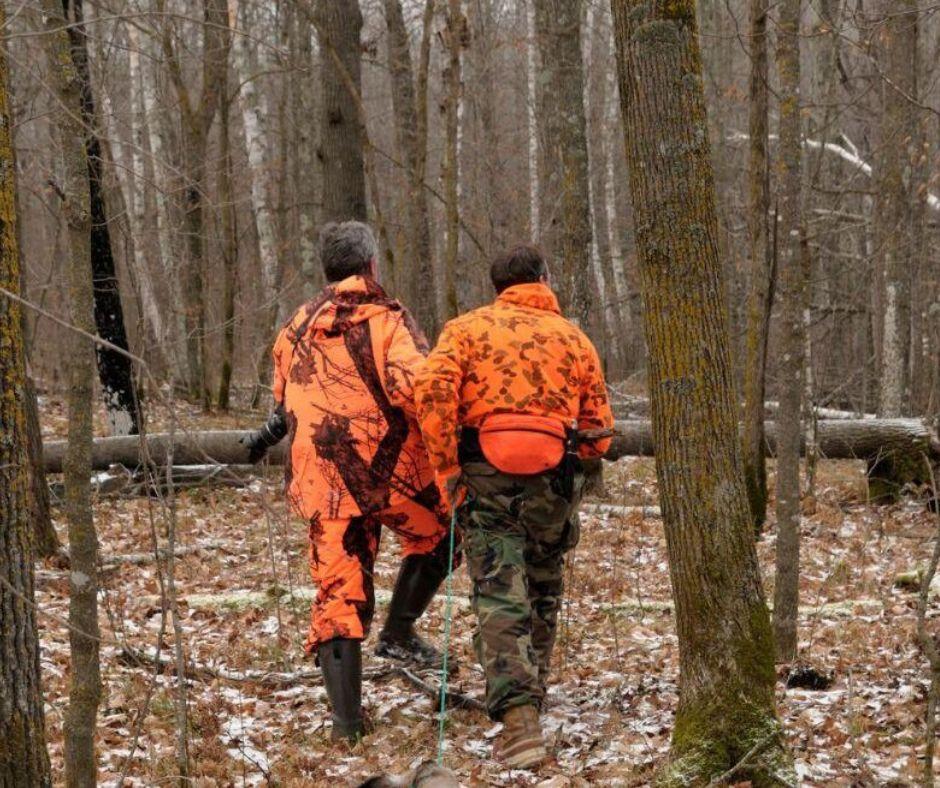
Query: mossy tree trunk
610 1 793 783
771 0 806 664
741 0 774 534
0 4 53 777
40 0 101 783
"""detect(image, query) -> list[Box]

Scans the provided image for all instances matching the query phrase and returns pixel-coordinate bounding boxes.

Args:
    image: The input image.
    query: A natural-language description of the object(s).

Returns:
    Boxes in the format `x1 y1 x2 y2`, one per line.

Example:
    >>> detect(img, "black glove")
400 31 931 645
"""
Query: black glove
241 405 288 464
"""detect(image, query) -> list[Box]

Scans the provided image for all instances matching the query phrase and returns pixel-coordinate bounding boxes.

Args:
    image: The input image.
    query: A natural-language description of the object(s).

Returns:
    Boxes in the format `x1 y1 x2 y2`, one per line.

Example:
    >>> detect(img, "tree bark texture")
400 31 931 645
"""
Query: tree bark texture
874 0 917 417
66 0 139 436
771 0 806 664
586 10 628 378
160 0 229 407
294 15 321 298
316 0 367 224
25 374 59 558
40 0 101 783
610 0 792 783
216 81 237 410
229 0 281 333
0 6 53 776
533 0 594 338
741 0 773 532
384 0 438 339
441 0 464 321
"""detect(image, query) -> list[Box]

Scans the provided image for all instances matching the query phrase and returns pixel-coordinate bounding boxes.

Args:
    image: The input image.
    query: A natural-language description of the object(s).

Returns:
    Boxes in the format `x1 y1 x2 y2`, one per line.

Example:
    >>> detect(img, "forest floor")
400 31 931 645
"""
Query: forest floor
34 394 939 787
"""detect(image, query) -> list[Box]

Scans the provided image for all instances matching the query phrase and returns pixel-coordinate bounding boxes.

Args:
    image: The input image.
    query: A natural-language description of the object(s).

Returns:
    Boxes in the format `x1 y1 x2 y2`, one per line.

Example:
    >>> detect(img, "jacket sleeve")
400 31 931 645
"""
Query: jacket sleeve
577 336 614 459
382 310 428 418
271 326 291 406
414 320 466 479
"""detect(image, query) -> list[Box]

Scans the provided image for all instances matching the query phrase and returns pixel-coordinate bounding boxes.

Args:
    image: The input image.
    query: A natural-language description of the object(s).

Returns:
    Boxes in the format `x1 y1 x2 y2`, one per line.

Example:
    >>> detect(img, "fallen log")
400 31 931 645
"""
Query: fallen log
139 585 470 614
42 432 278 474
580 503 662 519
43 418 939 501
605 418 939 501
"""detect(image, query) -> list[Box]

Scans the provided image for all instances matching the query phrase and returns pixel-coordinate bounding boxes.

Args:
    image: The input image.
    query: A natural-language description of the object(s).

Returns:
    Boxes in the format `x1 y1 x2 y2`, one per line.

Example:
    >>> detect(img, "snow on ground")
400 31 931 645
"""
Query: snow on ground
34 398 940 785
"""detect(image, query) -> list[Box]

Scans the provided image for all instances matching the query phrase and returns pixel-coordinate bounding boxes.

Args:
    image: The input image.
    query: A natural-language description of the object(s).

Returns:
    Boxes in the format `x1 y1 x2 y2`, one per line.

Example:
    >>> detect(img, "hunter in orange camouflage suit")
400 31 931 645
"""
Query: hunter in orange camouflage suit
414 245 613 768
243 221 458 743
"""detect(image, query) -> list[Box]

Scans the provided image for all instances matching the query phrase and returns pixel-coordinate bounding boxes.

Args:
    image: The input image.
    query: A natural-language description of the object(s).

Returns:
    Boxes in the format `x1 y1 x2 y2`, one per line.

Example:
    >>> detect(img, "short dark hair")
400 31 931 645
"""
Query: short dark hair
490 245 548 294
320 221 378 282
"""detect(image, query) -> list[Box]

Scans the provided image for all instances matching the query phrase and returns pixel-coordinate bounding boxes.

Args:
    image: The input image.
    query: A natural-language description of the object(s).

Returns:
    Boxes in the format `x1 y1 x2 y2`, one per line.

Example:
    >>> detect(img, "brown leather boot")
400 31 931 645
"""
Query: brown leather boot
495 705 548 769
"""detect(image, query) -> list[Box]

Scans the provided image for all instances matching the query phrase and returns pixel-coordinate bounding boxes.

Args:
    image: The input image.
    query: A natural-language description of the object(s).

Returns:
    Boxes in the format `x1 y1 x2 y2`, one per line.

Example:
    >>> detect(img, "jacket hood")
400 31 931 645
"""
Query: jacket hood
496 282 561 314
303 275 400 335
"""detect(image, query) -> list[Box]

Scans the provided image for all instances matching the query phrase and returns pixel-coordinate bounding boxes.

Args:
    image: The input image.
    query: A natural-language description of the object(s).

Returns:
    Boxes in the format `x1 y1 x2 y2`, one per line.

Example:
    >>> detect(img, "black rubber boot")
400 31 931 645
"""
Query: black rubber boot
375 554 448 668
318 638 364 743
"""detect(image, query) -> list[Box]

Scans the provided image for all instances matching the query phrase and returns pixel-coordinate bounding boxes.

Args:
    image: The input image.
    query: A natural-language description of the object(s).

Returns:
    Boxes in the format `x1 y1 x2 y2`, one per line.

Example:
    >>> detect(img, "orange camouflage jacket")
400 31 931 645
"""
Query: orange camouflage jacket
272 275 435 520
414 282 614 480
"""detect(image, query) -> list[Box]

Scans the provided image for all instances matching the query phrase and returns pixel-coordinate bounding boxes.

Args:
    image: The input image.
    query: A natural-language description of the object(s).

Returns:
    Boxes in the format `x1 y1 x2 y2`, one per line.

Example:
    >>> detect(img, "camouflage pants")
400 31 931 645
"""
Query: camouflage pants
458 461 582 720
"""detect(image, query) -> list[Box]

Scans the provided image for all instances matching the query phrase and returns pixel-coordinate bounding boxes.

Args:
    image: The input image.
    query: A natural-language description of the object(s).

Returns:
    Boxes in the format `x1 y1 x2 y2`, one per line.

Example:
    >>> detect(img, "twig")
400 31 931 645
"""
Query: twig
395 666 485 712
706 731 776 786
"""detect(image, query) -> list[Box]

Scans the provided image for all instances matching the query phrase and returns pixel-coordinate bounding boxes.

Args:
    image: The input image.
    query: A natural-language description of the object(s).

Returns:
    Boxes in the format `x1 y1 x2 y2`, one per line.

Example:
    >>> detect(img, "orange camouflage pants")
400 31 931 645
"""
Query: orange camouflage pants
304 497 453 653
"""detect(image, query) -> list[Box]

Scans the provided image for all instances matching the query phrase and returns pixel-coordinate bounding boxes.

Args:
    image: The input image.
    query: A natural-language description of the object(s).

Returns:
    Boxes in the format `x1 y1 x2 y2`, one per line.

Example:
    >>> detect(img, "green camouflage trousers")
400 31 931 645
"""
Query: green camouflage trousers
457 461 582 720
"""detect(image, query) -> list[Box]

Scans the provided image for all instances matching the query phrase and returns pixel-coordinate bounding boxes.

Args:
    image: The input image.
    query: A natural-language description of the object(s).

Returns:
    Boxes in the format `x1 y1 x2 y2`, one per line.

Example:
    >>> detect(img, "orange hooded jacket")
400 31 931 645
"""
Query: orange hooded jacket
272 275 435 521
414 282 613 481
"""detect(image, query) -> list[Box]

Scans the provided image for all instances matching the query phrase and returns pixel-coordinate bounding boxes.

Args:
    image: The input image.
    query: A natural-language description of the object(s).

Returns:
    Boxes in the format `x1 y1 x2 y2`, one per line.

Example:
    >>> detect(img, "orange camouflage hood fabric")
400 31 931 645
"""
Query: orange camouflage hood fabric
272 275 437 520
414 282 614 479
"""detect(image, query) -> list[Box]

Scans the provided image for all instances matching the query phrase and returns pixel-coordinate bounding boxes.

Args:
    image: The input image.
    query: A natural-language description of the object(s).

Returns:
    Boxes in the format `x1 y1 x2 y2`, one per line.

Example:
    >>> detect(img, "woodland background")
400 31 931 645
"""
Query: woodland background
2 0 940 785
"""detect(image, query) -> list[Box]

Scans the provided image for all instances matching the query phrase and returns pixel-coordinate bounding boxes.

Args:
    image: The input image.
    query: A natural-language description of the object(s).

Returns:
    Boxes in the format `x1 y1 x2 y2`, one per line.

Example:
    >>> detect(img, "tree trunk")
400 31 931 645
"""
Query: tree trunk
159 0 229 408
586 7 628 377
216 86 237 410
13 127 60 559
875 0 917 417
294 14 321 298
384 0 438 338
133 23 185 382
526 0 539 242
229 0 282 336
741 0 773 532
40 0 101 783
441 0 463 321
610 0 792 783
772 0 806 664
112 29 165 356
533 0 594 336
24 375 59 559
67 0 139 435
316 0 367 223
0 10 53 777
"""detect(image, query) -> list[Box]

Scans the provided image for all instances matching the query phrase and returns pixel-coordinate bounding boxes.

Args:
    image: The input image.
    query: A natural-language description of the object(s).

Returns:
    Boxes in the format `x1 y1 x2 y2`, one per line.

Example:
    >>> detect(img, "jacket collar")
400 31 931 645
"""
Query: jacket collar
496 282 561 314
330 274 390 303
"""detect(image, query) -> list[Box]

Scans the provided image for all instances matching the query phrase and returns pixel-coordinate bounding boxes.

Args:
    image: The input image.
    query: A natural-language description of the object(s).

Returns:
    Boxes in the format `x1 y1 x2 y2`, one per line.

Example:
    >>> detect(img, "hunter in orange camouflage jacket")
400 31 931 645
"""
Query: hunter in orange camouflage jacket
414 279 614 483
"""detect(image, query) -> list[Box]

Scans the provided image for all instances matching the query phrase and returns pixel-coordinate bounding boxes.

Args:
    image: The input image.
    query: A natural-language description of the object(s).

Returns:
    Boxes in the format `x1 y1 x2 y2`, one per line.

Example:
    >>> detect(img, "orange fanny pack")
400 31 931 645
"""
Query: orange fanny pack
478 414 569 476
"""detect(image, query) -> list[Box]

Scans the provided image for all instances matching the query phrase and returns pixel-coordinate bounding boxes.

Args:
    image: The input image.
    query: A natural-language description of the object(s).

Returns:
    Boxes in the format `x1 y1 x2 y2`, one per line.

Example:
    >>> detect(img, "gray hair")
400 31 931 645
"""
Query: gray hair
320 221 378 282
